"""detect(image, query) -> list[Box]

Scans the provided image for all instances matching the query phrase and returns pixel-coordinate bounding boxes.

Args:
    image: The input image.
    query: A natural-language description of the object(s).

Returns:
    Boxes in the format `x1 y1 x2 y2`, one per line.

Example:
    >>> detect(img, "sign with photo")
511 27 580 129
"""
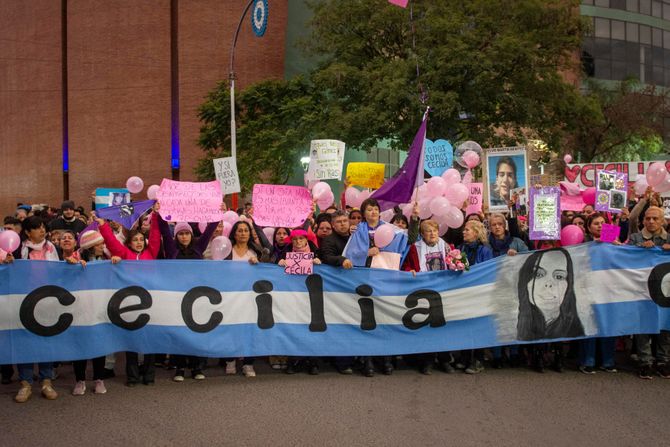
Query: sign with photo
595 170 627 213
485 147 528 212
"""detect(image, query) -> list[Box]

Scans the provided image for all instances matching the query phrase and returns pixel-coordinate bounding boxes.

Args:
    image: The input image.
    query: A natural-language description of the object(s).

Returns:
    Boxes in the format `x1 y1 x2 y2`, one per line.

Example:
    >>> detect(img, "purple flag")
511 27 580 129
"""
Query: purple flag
97 200 156 230
370 116 427 211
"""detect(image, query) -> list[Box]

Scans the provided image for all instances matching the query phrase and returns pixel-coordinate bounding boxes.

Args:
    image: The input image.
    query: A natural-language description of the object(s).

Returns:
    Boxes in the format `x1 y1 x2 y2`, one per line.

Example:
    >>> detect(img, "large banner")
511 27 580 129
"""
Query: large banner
564 160 670 188
0 244 669 364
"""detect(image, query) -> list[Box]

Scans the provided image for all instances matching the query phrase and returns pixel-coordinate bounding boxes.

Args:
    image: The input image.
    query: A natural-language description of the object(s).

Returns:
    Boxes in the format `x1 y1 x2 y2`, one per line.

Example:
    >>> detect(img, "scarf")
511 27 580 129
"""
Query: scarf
461 241 481 266
488 232 513 258
22 240 59 261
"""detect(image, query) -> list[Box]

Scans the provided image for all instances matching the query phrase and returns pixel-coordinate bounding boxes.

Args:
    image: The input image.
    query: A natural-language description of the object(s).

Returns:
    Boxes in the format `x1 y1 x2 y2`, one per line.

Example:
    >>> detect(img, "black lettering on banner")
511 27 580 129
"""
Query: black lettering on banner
20 285 75 337
402 290 446 330
648 262 670 308
253 280 275 329
355 285 376 330
305 274 327 332
107 286 152 331
181 286 224 333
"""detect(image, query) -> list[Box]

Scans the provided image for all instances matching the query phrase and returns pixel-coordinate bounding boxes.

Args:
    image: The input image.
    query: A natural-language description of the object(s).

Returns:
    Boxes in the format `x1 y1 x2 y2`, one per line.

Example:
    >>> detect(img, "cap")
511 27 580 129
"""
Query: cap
61 200 75 210
79 230 104 250
173 222 193 236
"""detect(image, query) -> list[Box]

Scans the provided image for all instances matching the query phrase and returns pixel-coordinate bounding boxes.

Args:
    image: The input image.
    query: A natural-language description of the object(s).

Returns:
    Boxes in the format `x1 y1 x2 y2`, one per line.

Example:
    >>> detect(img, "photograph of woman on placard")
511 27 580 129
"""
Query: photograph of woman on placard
486 150 527 211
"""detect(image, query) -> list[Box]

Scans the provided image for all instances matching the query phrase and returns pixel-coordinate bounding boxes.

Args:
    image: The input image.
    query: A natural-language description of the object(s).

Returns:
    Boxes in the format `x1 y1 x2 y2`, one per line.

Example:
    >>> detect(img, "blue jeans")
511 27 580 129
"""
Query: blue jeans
579 337 616 368
17 363 53 384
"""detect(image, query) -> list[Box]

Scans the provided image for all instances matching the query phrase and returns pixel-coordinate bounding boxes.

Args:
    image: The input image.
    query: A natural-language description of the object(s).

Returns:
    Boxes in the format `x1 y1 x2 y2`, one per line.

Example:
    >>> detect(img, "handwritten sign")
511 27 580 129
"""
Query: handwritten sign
213 157 241 195
284 252 314 275
529 187 560 240
346 162 385 189
252 184 313 227
307 140 345 181
424 139 453 177
156 179 224 223
595 169 627 213
600 223 621 243
465 183 483 216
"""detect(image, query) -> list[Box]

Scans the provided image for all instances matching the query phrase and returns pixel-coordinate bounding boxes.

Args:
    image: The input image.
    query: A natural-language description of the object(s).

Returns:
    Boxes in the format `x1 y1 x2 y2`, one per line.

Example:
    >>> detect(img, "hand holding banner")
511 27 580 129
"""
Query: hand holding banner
156 179 225 222
346 162 385 189
252 184 313 227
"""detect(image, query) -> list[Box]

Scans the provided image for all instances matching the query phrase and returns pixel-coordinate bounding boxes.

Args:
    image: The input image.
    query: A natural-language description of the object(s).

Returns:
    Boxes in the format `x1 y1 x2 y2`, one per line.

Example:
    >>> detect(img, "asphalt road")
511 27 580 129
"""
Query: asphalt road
0 357 668 447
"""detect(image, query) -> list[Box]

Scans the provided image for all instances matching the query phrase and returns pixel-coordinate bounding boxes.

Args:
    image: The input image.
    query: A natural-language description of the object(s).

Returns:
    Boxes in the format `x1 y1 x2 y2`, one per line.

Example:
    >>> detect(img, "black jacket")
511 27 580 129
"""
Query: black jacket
320 232 350 267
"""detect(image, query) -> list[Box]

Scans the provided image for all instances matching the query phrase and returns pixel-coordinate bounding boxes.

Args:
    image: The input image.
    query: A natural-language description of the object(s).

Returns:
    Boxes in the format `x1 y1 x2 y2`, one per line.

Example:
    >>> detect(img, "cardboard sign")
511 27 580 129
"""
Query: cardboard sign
252 184 313 228
284 252 314 275
595 170 627 213
424 139 453 177
529 187 561 240
346 162 385 189
307 140 345 181
213 157 241 195
465 183 483 216
156 179 224 223
95 188 130 210
600 223 621 243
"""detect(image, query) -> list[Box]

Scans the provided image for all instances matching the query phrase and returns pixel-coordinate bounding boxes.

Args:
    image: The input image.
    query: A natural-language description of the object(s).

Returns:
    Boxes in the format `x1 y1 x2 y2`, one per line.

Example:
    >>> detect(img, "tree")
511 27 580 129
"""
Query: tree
196 0 595 189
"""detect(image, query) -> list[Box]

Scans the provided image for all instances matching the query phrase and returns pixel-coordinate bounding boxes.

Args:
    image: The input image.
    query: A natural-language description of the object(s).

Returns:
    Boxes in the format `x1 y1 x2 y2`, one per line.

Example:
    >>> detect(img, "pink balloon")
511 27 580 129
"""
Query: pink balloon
401 203 414 219
147 184 160 200
418 199 433 219
373 224 396 249
445 183 470 208
462 150 480 169
380 209 395 223
262 227 275 241
210 236 232 260
646 162 667 187
312 182 332 201
438 222 449 236
634 177 648 196
222 210 240 225
560 224 584 246
417 184 430 201
441 168 461 185
461 170 473 185
653 172 670 193
426 176 447 197
563 154 573 164
221 221 233 237
0 231 20 253
345 187 361 208
582 187 596 206
317 190 335 210
429 196 452 217
358 189 371 203
198 222 207 233
443 206 464 229
126 176 144 194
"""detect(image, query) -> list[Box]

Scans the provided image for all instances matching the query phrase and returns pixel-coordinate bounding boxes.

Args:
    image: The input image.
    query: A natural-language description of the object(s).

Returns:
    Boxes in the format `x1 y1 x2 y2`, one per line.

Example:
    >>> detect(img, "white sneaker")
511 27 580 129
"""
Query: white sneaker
193 373 206 380
242 365 256 377
94 380 107 394
72 380 86 396
225 361 237 375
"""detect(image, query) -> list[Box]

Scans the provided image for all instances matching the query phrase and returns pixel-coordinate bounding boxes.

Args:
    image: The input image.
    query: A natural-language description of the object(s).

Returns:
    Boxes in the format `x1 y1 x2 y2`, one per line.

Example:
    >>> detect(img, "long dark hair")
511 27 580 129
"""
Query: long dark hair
229 221 262 257
516 248 584 341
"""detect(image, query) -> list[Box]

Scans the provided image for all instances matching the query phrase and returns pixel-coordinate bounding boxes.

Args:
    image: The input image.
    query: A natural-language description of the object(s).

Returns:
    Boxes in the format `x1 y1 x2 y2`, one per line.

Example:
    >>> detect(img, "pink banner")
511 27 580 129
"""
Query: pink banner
156 179 224 223
599 223 621 243
252 184 313 228
388 0 409 7
565 160 670 188
284 252 314 275
465 183 483 216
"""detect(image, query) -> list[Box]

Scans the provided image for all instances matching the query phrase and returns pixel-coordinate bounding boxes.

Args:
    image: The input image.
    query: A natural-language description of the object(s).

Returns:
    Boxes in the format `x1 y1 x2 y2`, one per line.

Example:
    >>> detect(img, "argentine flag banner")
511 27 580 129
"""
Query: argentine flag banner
0 244 669 364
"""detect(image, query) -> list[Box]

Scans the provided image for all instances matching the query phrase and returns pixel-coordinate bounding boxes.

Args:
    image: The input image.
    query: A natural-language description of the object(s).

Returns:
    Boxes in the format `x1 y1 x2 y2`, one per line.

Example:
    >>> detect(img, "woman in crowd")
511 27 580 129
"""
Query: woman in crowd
459 219 493 374
578 212 617 374
279 229 322 375
157 208 219 382
96 211 161 386
223 220 265 377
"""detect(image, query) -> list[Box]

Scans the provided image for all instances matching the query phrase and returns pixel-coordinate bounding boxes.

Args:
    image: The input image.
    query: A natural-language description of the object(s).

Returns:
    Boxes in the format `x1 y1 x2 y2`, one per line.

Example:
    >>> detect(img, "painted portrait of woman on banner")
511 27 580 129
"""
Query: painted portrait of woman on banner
485 147 528 212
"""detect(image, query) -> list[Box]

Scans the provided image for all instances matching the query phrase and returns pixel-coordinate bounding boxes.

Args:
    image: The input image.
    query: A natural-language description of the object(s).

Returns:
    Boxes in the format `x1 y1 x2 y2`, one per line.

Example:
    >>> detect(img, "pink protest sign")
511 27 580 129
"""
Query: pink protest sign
155 179 224 223
284 252 314 275
465 183 483 216
252 184 313 228
388 0 409 7
599 223 621 243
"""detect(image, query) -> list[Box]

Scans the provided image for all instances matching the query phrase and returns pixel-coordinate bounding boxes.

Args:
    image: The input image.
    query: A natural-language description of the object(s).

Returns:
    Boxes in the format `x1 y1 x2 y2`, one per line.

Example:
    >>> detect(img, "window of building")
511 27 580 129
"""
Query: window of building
595 0 610 6
640 25 652 44
665 30 670 49
652 1 663 16
653 28 663 47
664 2 670 20
640 0 652 15
595 18 610 38
611 0 627 8
626 0 639 12
612 20 626 40
626 22 639 42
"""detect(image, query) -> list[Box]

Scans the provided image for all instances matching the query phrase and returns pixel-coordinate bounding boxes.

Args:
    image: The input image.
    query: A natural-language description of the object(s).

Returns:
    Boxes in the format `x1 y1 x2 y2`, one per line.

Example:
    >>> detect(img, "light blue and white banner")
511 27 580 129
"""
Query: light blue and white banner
0 244 668 364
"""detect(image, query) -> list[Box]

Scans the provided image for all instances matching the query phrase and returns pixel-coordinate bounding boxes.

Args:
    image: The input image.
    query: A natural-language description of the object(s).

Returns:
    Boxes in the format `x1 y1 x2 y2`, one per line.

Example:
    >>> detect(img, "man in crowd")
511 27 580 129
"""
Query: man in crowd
48 201 86 235
628 206 670 379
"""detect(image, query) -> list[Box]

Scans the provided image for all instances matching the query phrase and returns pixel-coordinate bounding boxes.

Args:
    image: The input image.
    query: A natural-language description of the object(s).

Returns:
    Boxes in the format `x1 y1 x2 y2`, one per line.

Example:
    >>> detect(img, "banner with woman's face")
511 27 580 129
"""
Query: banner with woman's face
485 147 528 212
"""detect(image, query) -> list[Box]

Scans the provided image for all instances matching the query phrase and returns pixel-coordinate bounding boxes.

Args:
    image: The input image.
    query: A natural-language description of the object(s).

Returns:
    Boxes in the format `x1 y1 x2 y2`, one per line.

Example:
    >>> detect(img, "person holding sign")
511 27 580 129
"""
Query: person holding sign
222 220 265 378
278 229 322 375
95 210 162 387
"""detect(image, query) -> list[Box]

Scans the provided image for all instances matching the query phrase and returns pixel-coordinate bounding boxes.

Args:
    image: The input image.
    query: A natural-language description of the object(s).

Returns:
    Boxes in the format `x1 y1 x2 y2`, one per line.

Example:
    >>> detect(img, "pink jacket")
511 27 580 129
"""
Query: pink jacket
99 213 161 260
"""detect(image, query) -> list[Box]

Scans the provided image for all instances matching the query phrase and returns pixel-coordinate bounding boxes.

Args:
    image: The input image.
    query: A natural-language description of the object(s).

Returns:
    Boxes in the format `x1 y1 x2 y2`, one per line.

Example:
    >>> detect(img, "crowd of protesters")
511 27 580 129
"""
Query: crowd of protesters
1 183 669 404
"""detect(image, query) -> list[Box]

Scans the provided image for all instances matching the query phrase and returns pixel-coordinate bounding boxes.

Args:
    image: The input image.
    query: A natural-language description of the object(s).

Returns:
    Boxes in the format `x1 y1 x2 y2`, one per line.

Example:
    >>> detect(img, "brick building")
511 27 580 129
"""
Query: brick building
0 0 287 214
